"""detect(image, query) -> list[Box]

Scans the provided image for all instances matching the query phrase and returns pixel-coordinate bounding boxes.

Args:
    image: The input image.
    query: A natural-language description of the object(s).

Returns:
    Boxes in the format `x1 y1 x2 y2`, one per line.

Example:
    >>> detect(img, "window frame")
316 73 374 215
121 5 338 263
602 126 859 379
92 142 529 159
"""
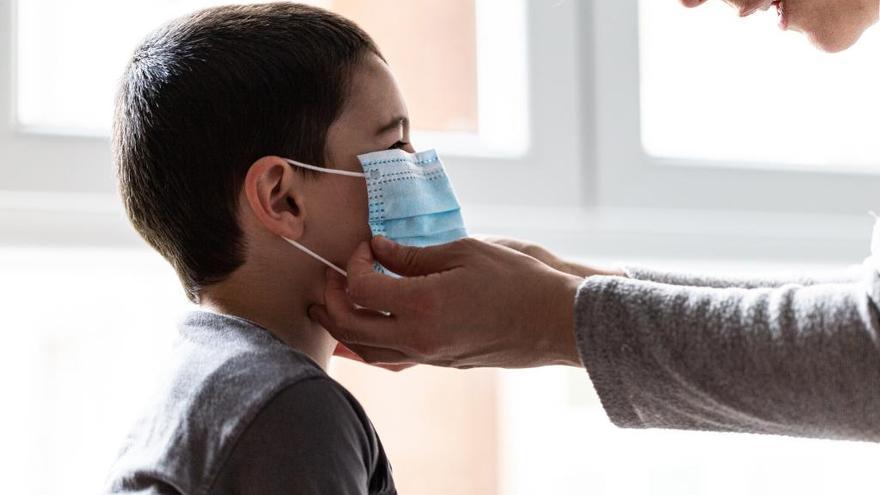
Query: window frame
591 0 880 216
0 0 873 266
0 0 585 208
0 0 115 196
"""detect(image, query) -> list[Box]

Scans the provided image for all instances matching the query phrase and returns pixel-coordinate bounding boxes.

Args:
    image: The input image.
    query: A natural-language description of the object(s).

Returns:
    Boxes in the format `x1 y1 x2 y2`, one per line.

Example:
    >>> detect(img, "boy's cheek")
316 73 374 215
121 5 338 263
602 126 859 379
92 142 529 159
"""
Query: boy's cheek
312 182 373 255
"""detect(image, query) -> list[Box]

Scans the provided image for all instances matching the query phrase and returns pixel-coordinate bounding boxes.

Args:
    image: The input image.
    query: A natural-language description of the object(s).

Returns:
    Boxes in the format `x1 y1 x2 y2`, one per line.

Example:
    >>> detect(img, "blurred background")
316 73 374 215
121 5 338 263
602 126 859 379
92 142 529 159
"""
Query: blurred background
1 0 880 493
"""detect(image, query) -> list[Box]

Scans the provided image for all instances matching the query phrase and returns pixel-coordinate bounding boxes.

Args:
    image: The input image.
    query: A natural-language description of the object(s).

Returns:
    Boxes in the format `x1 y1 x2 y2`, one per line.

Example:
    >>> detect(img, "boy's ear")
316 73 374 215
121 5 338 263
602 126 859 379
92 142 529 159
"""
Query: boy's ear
243 156 306 241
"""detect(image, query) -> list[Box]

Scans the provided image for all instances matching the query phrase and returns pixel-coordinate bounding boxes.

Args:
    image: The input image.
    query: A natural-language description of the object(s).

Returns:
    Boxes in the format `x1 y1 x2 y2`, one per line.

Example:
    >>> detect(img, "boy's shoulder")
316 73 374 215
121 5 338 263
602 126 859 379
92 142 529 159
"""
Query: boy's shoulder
210 374 396 495
105 311 396 495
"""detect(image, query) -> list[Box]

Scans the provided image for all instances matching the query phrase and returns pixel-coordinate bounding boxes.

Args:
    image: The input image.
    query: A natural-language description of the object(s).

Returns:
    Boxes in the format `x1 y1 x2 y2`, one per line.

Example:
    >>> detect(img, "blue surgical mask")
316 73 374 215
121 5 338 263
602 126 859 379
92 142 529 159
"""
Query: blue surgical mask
282 148 467 276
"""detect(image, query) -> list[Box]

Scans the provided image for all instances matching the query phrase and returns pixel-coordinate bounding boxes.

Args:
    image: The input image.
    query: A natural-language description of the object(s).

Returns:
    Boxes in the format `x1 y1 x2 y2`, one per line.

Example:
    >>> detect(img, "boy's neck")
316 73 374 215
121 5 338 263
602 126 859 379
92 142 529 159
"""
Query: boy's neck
199 271 336 371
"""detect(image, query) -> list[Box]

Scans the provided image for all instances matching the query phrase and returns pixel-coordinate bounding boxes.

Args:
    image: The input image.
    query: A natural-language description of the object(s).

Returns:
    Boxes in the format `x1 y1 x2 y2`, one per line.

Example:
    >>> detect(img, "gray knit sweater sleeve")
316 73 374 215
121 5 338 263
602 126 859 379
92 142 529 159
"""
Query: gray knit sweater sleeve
623 265 865 289
574 268 880 442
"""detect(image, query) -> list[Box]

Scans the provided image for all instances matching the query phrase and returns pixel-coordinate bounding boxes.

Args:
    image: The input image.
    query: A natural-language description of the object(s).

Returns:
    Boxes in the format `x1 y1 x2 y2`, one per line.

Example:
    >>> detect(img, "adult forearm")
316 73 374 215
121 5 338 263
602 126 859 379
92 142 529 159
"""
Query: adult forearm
574 272 880 441
622 265 867 289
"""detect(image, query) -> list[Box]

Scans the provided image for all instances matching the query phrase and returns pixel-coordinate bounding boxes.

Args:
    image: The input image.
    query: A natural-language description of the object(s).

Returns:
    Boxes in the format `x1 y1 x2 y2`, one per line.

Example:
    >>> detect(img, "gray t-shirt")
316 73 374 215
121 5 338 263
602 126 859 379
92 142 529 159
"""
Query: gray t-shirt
575 265 880 441
105 311 396 494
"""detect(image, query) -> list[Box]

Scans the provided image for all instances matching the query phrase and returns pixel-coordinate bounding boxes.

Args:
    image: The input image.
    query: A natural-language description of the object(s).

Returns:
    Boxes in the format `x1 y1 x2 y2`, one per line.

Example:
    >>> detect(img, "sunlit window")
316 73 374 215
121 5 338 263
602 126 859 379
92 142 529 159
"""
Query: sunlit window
328 0 479 133
639 1 880 169
11 3 880 494
0 248 188 494
501 337 880 495
15 0 528 156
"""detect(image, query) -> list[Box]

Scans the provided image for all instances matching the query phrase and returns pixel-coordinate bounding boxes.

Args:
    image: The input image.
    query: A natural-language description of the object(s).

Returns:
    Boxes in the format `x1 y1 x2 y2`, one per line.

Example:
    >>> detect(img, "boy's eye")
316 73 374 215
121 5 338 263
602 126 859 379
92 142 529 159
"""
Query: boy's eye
388 140 408 150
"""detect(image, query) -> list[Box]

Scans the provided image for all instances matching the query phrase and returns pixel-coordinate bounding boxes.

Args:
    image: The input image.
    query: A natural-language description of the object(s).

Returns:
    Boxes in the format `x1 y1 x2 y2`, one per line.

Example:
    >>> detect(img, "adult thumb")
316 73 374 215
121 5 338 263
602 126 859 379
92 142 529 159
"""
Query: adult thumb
370 236 461 276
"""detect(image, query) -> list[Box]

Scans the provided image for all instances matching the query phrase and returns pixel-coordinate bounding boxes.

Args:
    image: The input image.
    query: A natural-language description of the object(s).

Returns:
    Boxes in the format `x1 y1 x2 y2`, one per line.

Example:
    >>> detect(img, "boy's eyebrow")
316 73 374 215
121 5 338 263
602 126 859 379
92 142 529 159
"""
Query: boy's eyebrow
375 116 408 136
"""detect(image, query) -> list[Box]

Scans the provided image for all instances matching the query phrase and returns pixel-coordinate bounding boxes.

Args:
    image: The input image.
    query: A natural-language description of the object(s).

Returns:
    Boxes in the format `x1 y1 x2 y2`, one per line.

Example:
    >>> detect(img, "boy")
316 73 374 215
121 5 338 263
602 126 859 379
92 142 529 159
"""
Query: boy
106 3 408 493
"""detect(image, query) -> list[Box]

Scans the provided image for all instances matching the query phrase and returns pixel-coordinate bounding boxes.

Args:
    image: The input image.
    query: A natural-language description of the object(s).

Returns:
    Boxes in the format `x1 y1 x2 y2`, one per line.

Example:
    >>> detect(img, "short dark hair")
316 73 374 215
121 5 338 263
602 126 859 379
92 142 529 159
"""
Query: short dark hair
114 3 382 302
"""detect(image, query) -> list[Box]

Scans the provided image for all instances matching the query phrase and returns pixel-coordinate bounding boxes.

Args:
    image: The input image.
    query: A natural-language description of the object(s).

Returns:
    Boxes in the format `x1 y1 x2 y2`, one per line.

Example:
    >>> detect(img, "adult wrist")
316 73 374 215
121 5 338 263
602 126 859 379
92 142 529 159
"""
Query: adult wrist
542 272 585 367
563 260 627 279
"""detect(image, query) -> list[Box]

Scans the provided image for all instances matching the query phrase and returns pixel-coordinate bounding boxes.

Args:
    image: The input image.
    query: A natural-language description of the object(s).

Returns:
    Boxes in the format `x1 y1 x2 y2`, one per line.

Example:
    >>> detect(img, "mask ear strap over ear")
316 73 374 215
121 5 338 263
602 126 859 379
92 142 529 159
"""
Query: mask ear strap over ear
282 237 348 277
280 157 363 277
284 158 366 178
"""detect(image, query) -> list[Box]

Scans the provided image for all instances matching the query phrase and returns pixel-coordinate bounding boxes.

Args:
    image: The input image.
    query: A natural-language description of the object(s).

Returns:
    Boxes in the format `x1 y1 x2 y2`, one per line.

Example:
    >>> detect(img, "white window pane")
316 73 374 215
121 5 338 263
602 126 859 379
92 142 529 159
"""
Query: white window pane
15 0 495 140
639 1 880 169
16 0 292 135
0 248 189 494
501 367 880 495
330 0 479 133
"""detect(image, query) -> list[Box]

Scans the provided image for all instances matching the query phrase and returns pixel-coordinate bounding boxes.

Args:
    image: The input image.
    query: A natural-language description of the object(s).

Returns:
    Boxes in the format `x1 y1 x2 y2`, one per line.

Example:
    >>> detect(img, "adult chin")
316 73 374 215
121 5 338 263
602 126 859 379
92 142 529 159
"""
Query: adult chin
786 2 879 53
798 20 871 53
805 30 861 53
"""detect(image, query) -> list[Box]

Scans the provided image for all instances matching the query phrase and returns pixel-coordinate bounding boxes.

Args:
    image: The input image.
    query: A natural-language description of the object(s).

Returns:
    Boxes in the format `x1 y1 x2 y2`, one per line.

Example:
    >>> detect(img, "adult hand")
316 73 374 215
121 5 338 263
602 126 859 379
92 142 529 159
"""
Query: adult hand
476 236 626 279
309 237 584 369
332 342 415 372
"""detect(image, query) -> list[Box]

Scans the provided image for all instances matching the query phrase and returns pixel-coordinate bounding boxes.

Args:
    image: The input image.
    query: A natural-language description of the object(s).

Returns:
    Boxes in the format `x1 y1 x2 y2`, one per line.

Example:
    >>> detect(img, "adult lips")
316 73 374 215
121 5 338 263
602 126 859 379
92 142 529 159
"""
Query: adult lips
773 1 788 30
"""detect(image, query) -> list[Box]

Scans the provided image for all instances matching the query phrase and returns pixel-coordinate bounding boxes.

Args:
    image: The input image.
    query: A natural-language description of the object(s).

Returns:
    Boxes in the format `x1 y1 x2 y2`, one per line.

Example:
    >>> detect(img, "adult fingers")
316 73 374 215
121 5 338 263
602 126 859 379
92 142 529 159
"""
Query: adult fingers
342 341 417 368
340 242 420 313
332 343 415 372
370 236 465 276
311 268 404 346
332 342 371 362
344 242 429 313
680 0 708 7
309 302 392 347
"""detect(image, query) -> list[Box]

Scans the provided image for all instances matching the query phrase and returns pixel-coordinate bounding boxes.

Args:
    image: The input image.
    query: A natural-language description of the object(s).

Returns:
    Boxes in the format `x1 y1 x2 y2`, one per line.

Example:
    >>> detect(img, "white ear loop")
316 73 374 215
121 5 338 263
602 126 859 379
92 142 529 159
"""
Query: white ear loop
282 237 348 277
284 158 366 178
279 158 367 278
284 239 387 316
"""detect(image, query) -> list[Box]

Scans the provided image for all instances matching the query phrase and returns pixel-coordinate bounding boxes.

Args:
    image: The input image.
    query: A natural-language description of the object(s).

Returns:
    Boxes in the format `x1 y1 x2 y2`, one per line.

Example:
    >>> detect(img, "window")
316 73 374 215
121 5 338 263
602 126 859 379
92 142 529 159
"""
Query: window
640 1 880 169
15 0 527 156
1 1 556 492
5 0 555 205
592 0 880 227
0 248 187 494
5 2 877 494
502 367 880 495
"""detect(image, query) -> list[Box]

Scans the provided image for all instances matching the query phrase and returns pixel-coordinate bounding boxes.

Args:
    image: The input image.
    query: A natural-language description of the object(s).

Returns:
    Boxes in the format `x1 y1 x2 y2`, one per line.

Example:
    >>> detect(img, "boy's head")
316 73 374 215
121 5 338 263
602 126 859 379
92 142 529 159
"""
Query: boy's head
115 3 413 302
